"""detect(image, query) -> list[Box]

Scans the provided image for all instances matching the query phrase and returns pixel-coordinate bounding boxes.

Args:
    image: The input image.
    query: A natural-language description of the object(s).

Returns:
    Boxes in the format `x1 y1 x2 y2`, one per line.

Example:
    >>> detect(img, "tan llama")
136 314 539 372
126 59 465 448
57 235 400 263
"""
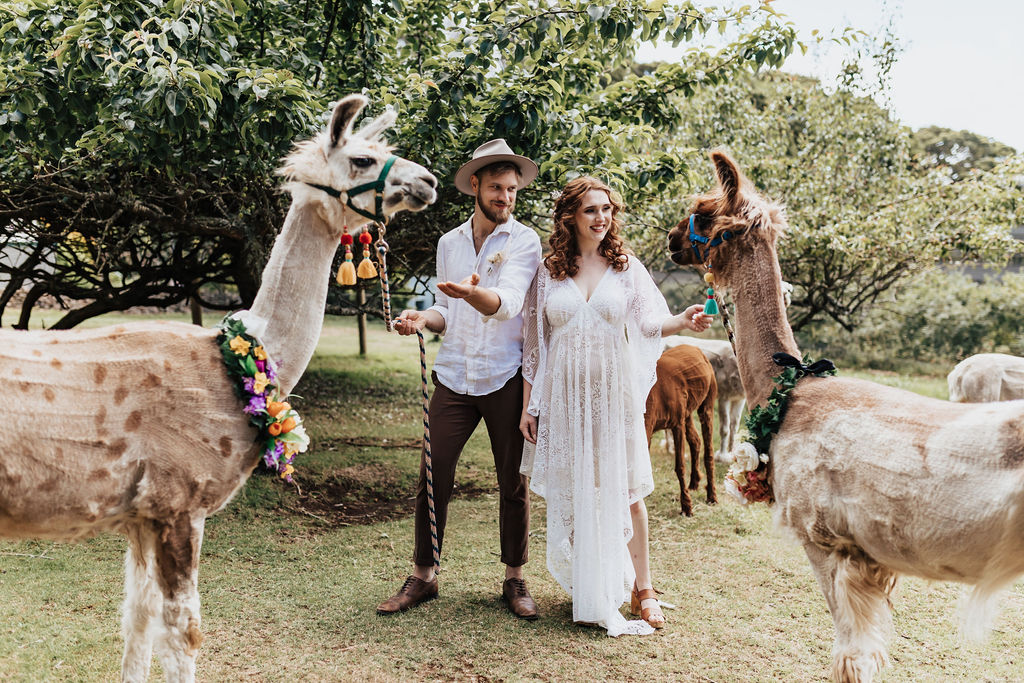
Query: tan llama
0 94 437 683
668 151 1024 683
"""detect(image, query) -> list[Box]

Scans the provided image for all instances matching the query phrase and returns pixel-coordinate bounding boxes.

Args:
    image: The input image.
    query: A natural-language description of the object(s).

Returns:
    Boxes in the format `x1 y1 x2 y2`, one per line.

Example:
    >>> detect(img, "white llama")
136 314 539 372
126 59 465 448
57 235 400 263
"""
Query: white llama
948 352 1024 402
0 94 437 682
668 151 1024 683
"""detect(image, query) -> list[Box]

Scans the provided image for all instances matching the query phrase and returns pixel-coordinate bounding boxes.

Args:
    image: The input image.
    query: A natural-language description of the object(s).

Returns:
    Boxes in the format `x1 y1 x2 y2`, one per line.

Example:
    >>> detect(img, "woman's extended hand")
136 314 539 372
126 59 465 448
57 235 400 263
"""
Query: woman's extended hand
680 304 713 333
520 411 538 445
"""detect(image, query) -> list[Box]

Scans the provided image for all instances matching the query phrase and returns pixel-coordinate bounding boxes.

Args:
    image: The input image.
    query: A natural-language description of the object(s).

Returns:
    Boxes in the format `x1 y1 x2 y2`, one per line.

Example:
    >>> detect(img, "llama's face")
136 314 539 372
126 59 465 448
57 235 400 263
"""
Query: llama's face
324 95 438 218
667 151 782 281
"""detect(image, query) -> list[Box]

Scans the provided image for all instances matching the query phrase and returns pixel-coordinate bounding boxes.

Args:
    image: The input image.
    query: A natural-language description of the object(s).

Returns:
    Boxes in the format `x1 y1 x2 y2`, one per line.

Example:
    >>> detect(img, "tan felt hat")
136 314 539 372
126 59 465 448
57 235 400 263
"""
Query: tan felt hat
453 138 539 195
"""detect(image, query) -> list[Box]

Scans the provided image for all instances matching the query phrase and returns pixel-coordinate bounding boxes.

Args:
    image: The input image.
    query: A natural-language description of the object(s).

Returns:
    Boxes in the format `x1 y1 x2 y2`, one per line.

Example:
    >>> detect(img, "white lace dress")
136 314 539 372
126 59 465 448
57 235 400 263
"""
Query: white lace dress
521 256 670 637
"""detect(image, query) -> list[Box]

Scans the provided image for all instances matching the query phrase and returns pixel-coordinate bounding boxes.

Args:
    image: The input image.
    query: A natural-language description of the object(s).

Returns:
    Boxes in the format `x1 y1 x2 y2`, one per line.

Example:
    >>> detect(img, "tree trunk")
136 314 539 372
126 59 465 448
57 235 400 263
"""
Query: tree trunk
189 295 203 326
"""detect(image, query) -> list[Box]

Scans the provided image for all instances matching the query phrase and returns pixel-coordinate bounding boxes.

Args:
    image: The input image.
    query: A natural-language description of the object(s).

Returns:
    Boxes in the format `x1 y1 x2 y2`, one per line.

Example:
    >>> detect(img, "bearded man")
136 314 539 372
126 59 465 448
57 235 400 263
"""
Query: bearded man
378 140 542 620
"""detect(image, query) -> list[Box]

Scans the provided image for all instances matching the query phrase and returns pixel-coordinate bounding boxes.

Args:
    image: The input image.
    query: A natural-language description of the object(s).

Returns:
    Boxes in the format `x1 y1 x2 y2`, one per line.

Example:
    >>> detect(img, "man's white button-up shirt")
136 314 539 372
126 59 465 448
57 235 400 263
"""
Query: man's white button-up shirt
428 215 542 396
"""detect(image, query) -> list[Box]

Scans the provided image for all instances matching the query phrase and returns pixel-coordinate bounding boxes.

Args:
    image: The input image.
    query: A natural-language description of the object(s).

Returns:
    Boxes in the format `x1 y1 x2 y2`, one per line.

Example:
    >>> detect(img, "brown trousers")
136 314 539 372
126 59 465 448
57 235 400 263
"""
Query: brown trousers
414 371 530 568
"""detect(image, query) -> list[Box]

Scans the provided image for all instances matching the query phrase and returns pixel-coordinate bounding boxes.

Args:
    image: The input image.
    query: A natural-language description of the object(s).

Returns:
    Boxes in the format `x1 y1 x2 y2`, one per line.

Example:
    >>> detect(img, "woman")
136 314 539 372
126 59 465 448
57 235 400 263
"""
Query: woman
519 176 711 636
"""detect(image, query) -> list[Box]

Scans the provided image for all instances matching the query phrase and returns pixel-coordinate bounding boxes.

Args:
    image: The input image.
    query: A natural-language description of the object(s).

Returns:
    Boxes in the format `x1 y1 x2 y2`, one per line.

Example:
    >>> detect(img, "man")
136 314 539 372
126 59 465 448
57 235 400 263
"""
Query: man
377 140 542 619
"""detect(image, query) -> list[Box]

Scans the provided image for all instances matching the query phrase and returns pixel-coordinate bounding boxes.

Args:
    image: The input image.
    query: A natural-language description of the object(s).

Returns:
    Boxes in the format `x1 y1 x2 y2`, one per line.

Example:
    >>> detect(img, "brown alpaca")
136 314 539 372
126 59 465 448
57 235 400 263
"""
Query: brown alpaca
668 151 1024 683
645 344 718 516
0 95 436 683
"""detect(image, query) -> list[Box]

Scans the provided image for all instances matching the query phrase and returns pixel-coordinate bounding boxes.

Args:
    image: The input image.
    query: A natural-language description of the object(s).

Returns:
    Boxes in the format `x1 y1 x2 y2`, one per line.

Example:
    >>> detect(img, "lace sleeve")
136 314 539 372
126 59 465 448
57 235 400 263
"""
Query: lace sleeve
522 267 548 417
625 256 671 410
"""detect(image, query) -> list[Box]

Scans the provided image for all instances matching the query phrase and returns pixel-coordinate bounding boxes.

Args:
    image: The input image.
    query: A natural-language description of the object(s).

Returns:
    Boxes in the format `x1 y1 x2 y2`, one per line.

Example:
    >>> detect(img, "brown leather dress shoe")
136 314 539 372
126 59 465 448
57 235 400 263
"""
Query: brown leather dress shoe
502 578 539 620
376 575 438 615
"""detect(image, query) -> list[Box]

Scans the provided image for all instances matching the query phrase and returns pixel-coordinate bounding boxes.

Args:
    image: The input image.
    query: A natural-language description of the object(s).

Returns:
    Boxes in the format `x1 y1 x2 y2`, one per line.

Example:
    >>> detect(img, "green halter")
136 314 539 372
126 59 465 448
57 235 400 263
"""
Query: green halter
306 155 398 222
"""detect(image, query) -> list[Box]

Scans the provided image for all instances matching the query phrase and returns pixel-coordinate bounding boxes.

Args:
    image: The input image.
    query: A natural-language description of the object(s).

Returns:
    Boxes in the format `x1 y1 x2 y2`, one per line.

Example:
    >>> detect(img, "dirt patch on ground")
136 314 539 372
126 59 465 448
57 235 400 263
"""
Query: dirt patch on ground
280 462 491 527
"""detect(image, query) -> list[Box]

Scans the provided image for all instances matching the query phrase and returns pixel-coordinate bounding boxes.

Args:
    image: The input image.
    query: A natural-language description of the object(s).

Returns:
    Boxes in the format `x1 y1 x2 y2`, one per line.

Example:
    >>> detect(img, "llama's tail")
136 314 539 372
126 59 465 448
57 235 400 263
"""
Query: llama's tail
960 583 1005 642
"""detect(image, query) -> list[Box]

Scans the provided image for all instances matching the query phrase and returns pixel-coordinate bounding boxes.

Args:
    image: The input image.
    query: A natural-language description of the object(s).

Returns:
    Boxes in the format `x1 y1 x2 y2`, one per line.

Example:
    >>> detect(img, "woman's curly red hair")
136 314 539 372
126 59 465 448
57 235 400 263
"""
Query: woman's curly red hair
544 176 630 280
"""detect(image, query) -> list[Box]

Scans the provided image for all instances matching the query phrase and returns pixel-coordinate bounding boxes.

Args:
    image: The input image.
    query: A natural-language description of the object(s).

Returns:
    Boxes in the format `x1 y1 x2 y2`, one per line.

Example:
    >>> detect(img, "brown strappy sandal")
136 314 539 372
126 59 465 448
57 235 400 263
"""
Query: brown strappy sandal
630 583 666 629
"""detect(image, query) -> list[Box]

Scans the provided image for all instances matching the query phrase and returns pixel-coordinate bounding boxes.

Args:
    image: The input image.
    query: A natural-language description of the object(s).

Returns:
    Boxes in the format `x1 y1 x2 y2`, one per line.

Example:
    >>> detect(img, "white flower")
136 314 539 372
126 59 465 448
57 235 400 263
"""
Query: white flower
487 250 506 265
724 475 747 505
732 442 761 472
291 424 310 452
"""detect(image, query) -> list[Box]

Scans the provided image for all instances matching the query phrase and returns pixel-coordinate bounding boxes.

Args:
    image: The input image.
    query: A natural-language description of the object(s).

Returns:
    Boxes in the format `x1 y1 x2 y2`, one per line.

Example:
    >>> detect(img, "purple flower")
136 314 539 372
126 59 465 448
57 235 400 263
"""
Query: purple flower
256 359 266 373
263 448 279 469
243 395 266 416
243 377 256 393
265 364 277 382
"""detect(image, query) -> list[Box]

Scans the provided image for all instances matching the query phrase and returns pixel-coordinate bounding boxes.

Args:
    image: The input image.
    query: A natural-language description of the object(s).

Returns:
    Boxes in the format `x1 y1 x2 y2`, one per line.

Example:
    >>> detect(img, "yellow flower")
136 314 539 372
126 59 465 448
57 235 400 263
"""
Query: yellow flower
252 371 269 394
284 442 300 457
280 464 295 479
229 335 251 356
253 346 267 361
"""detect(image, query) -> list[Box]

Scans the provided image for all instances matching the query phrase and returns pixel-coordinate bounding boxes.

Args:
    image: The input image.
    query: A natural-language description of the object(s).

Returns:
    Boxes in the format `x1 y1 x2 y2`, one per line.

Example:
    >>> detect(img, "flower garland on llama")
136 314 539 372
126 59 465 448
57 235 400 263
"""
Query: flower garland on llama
726 353 836 504
217 314 310 481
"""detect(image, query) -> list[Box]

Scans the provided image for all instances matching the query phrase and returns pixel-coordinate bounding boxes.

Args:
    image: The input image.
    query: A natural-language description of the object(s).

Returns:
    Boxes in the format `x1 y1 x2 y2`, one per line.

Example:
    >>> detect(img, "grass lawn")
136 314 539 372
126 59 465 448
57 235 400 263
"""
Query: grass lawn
1 316 1022 681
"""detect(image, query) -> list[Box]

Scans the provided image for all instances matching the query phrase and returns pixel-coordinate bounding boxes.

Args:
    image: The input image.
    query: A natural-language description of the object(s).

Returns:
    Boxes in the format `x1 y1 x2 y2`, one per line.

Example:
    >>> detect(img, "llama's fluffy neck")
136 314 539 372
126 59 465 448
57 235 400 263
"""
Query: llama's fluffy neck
728 239 801 409
249 199 340 395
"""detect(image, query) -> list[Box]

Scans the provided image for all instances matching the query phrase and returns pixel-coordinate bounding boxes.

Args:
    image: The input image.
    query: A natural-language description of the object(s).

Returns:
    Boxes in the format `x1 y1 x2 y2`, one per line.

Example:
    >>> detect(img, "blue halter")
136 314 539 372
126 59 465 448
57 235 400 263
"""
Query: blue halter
687 213 734 263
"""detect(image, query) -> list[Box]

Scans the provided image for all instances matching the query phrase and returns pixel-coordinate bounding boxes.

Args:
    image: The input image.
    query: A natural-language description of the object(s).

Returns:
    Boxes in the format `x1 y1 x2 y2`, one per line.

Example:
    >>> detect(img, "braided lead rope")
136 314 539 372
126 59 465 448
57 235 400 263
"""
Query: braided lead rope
416 329 440 573
374 222 440 573
717 291 737 352
374 219 393 332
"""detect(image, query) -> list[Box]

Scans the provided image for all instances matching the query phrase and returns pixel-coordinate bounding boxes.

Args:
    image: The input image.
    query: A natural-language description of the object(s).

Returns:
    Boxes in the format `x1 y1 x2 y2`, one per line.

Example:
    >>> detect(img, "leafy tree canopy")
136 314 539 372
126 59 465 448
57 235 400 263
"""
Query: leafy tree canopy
1 0 797 328
911 125 1017 182
631 54 1024 333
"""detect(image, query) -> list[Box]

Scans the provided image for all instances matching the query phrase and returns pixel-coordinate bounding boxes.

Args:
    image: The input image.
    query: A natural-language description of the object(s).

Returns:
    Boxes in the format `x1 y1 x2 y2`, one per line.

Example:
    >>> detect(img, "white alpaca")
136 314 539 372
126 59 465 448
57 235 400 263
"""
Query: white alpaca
668 151 1024 683
948 353 1024 402
663 336 745 460
0 95 437 682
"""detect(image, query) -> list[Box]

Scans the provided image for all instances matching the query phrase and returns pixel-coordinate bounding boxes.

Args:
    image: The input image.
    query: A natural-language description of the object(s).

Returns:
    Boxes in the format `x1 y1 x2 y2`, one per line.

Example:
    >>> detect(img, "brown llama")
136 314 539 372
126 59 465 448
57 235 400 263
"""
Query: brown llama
667 150 1024 682
0 95 437 682
645 343 718 516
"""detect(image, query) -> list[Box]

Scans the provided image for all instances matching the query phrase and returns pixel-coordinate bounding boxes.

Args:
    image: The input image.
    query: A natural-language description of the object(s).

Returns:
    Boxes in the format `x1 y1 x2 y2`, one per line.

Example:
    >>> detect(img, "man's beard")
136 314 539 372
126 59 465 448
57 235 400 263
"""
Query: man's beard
477 193 513 224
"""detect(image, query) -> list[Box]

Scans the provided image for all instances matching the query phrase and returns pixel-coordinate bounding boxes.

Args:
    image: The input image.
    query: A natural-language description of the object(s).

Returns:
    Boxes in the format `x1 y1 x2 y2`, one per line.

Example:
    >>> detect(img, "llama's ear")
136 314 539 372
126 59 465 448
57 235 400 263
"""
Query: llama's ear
710 149 743 212
356 109 397 142
329 94 368 148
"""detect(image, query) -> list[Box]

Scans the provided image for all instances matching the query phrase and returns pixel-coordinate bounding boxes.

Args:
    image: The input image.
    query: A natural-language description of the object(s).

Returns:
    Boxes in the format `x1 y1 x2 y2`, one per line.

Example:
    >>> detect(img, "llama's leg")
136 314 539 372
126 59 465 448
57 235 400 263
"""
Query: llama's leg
727 398 745 454
152 514 206 683
684 415 701 491
121 524 162 683
716 399 729 460
802 542 893 683
698 399 716 505
671 428 693 516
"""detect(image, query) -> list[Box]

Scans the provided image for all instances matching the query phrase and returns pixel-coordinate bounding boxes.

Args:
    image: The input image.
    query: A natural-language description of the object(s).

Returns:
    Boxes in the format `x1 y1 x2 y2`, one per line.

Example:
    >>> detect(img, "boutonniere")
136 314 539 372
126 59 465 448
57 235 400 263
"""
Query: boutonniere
487 250 506 274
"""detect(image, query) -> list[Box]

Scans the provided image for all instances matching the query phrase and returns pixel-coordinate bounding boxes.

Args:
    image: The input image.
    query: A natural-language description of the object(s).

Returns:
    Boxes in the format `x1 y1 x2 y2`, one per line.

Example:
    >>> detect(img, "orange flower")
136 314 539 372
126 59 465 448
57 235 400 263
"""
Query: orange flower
267 401 287 417
280 417 296 433
267 422 283 436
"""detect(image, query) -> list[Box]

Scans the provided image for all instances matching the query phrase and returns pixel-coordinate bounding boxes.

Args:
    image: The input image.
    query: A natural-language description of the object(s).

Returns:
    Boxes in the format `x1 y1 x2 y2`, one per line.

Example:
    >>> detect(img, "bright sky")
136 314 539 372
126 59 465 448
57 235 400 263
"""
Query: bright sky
637 0 1024 151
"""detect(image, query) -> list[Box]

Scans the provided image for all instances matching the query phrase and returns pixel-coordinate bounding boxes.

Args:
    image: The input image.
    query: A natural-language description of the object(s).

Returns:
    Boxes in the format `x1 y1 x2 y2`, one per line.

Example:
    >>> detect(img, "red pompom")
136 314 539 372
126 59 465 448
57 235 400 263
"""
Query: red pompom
359 231 373 244
340 233 354 245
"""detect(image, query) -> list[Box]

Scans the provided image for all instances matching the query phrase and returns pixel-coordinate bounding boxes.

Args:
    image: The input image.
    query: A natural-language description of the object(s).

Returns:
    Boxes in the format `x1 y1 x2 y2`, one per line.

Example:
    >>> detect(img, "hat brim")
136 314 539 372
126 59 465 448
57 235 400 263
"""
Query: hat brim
454 154 539 195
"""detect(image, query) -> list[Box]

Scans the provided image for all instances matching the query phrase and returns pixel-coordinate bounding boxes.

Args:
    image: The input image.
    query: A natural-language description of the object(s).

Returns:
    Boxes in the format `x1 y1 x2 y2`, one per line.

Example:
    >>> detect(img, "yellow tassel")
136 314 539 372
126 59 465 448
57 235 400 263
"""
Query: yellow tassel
357 250 377 279
336 259 356 286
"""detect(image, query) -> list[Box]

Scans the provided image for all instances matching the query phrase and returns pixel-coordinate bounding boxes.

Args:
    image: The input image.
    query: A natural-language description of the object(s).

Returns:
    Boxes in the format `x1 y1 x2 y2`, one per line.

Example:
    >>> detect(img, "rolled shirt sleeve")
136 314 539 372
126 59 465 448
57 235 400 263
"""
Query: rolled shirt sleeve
425 233 451 335
481 229 542 323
